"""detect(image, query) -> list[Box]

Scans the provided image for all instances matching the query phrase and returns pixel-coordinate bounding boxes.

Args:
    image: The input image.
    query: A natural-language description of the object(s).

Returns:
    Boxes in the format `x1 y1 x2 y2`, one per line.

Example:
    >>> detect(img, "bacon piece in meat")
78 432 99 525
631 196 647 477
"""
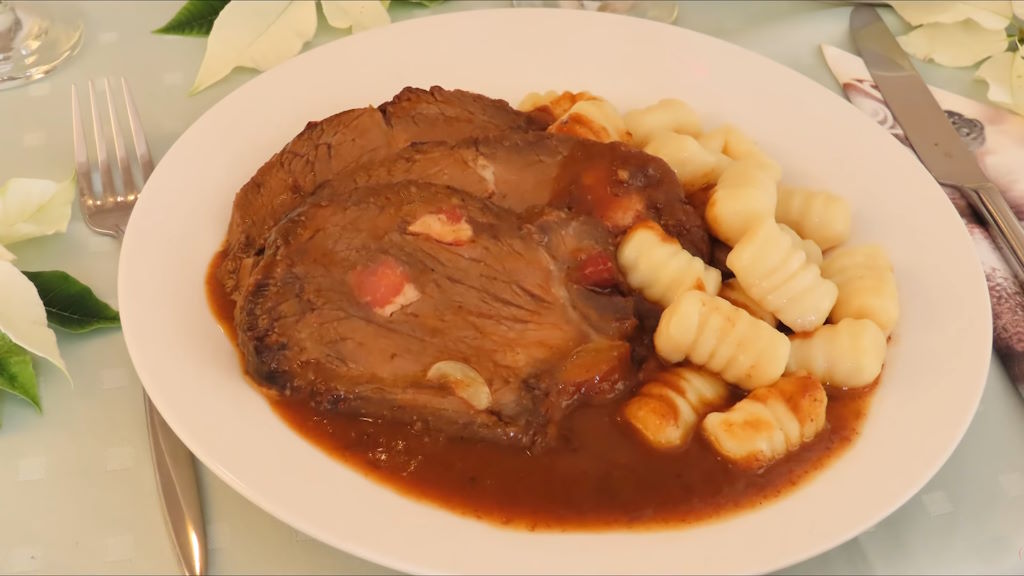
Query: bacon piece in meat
350 256 421 317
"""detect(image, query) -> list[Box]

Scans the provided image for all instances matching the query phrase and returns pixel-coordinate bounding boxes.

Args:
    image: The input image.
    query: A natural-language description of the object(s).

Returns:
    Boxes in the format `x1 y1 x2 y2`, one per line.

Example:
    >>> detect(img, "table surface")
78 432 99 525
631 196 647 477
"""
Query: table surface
1 1 1023 574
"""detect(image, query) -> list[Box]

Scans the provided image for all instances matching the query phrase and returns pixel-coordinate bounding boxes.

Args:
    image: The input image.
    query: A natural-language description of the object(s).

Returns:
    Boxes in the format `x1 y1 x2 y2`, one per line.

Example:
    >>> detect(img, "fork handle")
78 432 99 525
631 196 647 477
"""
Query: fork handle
144 392 207 575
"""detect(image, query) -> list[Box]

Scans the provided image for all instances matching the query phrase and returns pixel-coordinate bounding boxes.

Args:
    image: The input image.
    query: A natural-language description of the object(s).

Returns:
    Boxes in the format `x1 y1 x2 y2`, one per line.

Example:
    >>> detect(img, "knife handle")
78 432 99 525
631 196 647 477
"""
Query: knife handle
144 392 208 575
960 182 1024 288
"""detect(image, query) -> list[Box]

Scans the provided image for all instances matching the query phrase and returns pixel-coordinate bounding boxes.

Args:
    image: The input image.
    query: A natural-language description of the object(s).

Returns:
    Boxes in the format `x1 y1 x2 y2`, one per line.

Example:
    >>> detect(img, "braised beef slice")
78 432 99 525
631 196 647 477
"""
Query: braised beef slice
219 87 544 300
325 131 709 258
238 182 635 446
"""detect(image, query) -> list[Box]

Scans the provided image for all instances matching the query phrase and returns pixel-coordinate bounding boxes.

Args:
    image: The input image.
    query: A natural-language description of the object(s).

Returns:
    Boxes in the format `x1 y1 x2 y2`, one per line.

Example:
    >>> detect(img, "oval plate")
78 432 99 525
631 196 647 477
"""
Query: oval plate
119 8 991 575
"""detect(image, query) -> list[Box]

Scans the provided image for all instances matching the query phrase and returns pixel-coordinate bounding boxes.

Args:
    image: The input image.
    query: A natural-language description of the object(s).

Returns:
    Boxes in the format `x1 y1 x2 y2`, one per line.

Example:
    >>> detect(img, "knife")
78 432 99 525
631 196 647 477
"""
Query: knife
850 5 1024 288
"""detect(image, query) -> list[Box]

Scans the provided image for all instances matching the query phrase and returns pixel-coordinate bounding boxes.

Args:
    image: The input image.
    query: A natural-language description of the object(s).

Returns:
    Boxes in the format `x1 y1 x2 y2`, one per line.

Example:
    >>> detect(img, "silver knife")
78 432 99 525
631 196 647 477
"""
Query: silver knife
145 394 207 575
850 5 1024 288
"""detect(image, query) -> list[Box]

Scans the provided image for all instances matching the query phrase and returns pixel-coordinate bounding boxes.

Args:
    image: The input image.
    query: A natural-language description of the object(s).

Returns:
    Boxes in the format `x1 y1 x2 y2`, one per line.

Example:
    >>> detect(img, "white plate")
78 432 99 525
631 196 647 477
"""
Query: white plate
118 8 992 575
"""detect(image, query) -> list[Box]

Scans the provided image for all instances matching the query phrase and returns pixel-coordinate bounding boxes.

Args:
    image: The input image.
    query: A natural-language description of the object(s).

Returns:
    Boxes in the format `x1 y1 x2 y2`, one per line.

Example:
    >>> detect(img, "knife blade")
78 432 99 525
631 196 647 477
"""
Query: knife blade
850 5 1024 287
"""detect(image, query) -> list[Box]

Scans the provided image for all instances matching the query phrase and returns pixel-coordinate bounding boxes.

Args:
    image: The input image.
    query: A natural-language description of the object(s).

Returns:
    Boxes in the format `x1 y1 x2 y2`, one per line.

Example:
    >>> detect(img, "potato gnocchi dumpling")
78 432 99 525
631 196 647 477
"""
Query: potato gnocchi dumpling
548 99 629 143
622 365 731 449
623 98 701 147
701 374 827 470
726 219 838 333
779 223 823 266
776 185 852 251
704 159 778 246
654 290 790 390
617 221 722 306
718 278 777 327
820 244 900 336
787 318 887 389
699 124 783 183
517 90 599 121
644 132 731 192
696 125 728 154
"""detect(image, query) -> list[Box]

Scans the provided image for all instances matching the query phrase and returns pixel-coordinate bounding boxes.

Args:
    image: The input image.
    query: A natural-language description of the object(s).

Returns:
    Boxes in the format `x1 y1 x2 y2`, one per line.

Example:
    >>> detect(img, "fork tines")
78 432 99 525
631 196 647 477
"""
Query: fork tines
71 77 153 238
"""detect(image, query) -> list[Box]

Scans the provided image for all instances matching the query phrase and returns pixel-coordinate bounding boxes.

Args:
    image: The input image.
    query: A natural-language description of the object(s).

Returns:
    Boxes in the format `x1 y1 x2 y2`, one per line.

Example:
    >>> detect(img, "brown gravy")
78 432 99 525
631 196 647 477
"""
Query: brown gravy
207 249 874 530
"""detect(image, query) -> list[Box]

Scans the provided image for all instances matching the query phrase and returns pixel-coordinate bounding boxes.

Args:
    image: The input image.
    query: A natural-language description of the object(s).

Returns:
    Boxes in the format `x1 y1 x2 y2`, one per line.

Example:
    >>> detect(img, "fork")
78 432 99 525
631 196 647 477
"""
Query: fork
72 78 208 575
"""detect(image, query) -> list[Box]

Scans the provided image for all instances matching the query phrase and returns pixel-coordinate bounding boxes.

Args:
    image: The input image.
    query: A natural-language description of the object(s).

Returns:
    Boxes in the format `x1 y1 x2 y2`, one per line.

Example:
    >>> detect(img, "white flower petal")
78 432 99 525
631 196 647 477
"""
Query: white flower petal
976 51 1024 115
1011 51 1024 115
0 245 14 262
1013 0 1024 19
0 261 68 379
889 1 1013 30
321 1 391 33
0 175 75 246
896 21 1009 67
190 0 318 94
977 51 1016 103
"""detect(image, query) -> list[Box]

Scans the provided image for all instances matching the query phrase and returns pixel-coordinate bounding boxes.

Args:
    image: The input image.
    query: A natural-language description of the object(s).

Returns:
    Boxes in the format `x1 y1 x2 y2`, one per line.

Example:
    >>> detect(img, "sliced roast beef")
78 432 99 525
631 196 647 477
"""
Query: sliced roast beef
219 86 545 300
238 181 636 446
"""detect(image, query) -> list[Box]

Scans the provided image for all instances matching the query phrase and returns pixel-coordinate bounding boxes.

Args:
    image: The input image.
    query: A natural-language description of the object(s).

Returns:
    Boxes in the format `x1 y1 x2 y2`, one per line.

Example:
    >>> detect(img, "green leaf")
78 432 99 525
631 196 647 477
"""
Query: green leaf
154 0 232 37
21 271 120 333
0 331 40 412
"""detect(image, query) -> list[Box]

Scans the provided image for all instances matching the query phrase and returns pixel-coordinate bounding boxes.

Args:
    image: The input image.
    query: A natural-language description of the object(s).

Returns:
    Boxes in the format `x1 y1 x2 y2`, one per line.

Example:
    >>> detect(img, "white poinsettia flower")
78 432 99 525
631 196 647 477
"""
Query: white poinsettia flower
897 20 1010 67
321 1 392 33
191 1 318 94
888 1 1013 30
0 244 14 262
0 175 75 246
976 51 1024 115
1014 0 1024 19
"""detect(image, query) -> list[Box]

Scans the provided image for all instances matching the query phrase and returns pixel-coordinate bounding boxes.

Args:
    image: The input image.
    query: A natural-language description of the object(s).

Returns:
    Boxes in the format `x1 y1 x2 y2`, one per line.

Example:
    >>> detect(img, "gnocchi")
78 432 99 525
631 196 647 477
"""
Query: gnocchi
779 223 823 266
654 290 790 390
644 132 731 192
548 99 629 143
623 98 701 146
787 318 887 389
726 219 838 333
702 124 782 182
704 159 778 247
776 186 852 250
617 220 722 306
622 365 731 449
820 244 900 336
701 374 828 470
718 278 777 327
517 90 599 121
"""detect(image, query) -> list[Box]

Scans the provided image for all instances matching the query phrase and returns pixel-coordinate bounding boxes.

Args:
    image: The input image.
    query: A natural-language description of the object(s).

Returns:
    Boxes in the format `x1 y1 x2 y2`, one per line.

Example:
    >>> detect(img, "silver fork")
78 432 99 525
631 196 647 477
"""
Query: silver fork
72 78 208 575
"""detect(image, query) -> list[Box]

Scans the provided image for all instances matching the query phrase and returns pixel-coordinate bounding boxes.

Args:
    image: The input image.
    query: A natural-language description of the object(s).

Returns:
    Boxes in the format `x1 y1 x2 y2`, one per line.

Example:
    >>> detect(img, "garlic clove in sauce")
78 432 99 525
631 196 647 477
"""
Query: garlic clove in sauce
426 360 493 410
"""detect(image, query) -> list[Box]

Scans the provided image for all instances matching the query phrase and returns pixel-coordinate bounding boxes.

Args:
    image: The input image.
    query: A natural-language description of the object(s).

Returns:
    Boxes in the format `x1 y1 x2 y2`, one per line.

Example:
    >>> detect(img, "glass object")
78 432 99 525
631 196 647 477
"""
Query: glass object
510 0 679 24
0 0 83 90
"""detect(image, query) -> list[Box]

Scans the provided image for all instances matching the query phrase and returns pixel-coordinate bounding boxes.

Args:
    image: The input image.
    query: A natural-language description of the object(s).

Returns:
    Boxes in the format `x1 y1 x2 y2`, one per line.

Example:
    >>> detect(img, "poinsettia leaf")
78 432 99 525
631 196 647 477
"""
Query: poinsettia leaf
321 1 391 32
190 0 318 94
21 271 120 333
0 261 68 380
896 20 1010 67
0 174 75 246
154 0 232 37
0 331 40 412
977 51 1017 105
888 1 1013 30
